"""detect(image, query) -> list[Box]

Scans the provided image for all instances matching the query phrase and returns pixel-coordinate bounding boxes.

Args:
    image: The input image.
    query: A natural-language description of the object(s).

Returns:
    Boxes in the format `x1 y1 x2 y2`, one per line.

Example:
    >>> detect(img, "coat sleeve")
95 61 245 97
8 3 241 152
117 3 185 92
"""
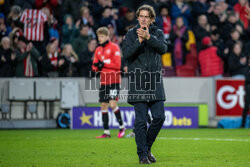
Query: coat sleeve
147 29 168 55
30 47 41 61
122 29 141 60
228 55 246 71
103 45 121 70
16 50 28 62
92 48 99 72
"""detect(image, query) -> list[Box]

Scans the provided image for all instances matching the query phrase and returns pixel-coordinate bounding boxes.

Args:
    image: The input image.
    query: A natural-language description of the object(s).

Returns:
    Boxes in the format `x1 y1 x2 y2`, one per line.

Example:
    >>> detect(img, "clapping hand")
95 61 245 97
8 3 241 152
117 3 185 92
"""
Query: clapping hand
137 26 150 43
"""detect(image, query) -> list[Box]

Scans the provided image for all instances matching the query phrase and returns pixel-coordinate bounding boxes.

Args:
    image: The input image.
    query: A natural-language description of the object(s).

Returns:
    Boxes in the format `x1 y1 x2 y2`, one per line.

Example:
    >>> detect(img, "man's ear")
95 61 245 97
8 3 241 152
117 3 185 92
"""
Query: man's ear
151 19 155 24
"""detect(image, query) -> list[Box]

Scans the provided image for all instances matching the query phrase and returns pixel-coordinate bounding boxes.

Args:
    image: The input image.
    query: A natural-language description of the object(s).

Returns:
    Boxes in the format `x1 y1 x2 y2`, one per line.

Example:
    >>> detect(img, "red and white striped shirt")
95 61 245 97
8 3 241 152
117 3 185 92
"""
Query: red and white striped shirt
20 9 47 41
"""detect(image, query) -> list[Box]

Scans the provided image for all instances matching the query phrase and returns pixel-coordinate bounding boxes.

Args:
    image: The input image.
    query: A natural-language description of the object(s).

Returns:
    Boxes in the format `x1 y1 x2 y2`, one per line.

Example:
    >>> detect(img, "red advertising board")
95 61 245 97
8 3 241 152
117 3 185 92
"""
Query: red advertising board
216 80 245 116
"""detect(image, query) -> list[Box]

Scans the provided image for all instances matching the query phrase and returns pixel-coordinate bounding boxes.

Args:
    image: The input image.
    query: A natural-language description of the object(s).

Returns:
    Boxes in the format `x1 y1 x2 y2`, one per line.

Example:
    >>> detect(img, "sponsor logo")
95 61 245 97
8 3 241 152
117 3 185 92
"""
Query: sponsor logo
216 80 245 116
72 107 198 129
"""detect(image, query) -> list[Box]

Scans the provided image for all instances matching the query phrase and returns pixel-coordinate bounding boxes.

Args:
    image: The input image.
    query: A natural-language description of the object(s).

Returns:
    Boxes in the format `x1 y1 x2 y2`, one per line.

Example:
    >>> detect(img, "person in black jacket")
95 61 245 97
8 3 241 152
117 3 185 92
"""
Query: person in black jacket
78 38 97 77
122 4 167 164
241 46 250 128
0 37 16 77
227 42 248 79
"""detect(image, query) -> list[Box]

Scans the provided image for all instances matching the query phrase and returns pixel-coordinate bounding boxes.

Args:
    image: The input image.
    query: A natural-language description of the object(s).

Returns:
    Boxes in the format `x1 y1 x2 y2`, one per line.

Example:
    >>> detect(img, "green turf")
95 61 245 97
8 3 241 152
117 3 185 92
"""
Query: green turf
0 129 249 167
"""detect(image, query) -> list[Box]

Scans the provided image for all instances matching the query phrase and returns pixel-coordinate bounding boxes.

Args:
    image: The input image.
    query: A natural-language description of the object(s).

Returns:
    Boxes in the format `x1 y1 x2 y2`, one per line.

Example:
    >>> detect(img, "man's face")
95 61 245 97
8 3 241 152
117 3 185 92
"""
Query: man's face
97 34 109 44
213 6 222 15
198 15 207 26
126 12 135 21
18 40 26 50
88 39 97 52
137 10 153 28
80 27 89 36
1 38 10 50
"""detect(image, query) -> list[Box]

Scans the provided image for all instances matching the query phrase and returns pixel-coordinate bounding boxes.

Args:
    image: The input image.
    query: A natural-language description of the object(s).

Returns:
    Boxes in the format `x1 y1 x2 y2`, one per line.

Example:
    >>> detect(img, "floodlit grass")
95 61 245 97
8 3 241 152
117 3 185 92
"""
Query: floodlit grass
0 129 249 167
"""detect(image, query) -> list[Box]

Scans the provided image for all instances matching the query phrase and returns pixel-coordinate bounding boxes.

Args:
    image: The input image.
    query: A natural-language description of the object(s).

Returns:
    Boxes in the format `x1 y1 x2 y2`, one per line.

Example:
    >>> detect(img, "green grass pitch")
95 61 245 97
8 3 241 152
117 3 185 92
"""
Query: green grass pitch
0 129 249 167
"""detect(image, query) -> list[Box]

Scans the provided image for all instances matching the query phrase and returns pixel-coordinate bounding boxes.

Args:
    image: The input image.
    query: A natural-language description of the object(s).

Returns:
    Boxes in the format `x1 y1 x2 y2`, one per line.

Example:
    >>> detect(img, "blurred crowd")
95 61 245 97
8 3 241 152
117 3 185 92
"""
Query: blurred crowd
0 0 249 78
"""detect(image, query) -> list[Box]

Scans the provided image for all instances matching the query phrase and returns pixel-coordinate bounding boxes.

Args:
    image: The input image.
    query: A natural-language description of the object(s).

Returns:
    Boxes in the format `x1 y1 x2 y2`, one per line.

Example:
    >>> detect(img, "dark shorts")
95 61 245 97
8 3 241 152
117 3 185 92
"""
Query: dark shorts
99 83 120 103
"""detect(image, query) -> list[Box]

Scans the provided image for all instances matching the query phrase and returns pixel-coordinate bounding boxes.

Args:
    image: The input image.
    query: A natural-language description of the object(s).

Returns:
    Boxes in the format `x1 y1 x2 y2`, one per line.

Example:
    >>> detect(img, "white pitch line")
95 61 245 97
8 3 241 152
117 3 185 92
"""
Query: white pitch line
157 137 250 142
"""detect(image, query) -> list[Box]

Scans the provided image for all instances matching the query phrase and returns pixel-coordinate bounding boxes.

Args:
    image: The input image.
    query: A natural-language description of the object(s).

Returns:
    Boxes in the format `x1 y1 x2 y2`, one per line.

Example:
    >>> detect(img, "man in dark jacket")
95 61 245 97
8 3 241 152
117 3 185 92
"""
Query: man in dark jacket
241 51 250 128
122 4 167 164
0 37 16 77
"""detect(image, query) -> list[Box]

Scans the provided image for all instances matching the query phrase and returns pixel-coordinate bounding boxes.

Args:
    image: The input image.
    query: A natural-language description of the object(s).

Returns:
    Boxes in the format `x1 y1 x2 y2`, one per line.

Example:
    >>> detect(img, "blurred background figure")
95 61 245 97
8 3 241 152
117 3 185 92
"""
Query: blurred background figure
0 36 16 77
228 42 248 79
171 0 191 26
15 36 40 77
0 13 11 40
40 38 60 77
78 38 97 77
58 44 79 77
198 36 224 78
61 14 78 47
72 24 91 57
155 4 172 40
170 16 188 67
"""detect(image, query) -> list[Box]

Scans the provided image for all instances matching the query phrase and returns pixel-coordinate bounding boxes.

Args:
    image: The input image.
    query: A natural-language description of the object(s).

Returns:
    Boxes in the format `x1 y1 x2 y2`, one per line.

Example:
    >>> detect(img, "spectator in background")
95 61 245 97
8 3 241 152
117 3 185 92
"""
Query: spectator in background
78 6 95 27
198 36 224 78
216 0 234 13
224 29 242 55
92 0 108 23
219 11 244 41
7 5 23 29
13 0 34 10
171 0 191 26
78 38 97 77
42 7 60 41
155 4 172 40
169 17 188 67
99 7 116 27
228 42 248 79
9 27 22 51
72 24 91 57
117 9 137 36
62 0 86 21
191 0 214 25
208 3 227 31
58 44 79 77
211 29 225 61
0 13 11 40
78 6 96 38
15 36 40 77
234 0 249 29
40 38 60 77
20 7 48 55
193 14 211 52
0 37 16 77
108 24 121 46
61 14 78 47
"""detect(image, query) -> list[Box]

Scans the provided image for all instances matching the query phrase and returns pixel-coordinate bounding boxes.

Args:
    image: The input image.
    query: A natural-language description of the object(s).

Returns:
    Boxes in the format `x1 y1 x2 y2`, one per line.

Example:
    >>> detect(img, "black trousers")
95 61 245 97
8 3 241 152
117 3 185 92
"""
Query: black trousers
242 83 250 127
133 101 165 160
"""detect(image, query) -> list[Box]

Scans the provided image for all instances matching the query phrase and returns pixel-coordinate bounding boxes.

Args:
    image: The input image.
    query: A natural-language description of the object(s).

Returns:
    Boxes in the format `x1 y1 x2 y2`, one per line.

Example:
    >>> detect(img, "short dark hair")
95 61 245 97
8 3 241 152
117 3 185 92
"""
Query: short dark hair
136 4 156 20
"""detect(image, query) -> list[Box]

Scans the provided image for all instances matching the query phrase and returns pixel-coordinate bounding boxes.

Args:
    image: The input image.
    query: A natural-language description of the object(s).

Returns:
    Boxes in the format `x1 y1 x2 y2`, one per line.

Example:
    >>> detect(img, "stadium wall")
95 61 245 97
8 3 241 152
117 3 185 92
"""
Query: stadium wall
0 78 215 127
